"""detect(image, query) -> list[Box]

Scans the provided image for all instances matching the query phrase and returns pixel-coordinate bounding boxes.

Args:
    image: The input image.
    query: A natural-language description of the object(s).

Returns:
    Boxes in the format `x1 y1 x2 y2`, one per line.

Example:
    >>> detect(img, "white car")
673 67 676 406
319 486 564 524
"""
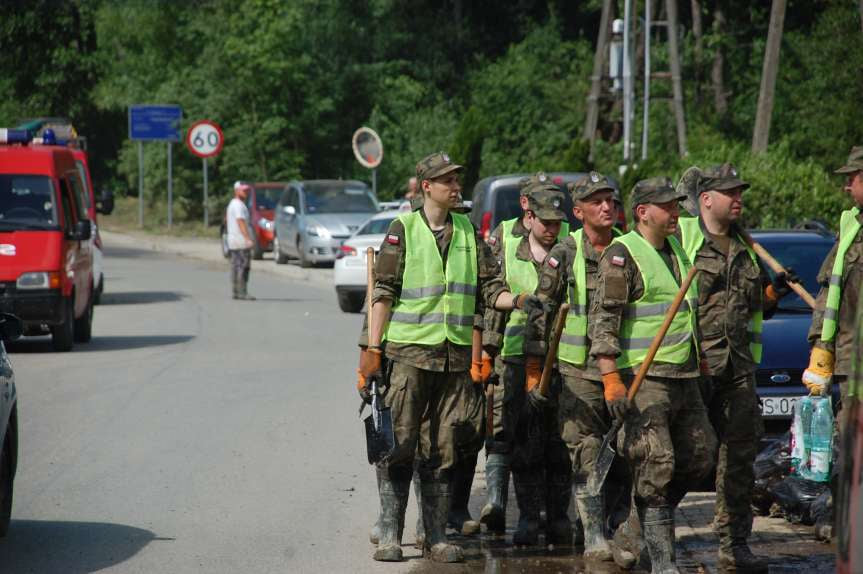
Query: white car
333 209 404 313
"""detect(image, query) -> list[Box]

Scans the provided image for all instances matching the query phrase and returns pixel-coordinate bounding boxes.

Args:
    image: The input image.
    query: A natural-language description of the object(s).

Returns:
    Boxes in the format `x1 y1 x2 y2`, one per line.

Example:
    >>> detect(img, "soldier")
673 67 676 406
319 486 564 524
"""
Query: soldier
357 152 504 563
804 146 863 450
489 184 573 546
525 172 631 563
677 164 797 572
590 177 718 574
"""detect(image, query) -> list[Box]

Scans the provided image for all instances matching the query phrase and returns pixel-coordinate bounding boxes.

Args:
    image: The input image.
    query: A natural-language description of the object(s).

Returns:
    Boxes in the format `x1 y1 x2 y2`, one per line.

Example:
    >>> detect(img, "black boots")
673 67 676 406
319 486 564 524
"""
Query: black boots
480 453 509 534
575 485 613 561
448 451 480 535
717 538 769 573
420 472 464 562
642 506 679 574
413 472 424 549
373 467 410 562
512 471 542 546
545 472 573 545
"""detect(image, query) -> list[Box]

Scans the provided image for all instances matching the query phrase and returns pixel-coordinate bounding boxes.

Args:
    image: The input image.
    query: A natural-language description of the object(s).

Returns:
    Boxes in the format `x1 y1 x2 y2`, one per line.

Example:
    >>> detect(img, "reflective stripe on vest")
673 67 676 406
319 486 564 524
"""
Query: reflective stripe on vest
501 234 539 357
678 217 763 363
821 207 862 342
614 231 698 369
384 211 477 346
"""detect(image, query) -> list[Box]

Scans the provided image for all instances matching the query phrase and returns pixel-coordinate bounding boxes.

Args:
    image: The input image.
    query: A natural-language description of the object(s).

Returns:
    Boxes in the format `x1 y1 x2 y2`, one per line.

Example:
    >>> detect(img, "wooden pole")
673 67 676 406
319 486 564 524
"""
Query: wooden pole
584 0 614 159
538 304 569 397
752 0 787 153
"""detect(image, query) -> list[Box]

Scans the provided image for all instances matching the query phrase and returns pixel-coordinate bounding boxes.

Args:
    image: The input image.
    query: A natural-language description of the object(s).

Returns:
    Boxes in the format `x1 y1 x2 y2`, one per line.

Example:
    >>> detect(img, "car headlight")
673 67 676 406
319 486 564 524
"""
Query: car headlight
306 223 331 239
258 218 274 231
17 271 61 290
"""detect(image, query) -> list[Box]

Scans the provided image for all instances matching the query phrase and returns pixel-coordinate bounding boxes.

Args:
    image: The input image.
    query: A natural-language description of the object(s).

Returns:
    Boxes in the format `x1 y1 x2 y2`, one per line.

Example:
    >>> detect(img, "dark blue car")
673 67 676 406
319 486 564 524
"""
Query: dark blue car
752 229 837 434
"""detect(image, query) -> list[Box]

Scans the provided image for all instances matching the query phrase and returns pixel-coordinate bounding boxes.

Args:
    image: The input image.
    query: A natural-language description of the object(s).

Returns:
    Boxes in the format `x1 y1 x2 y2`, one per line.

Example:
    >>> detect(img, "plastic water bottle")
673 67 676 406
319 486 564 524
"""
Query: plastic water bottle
792 398 815 478
808 396 833 482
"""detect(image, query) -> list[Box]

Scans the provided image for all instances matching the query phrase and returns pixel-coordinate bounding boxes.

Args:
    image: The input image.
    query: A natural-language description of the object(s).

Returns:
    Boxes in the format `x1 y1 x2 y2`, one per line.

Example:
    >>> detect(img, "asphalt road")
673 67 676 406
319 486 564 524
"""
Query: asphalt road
0 241 401 574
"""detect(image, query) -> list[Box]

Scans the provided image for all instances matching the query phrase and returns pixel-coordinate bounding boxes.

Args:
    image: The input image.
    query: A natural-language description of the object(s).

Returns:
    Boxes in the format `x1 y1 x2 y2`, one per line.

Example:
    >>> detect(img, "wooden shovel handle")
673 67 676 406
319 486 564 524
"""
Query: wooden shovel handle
738 229 816 309
366 247 375 331
538 303 570 397
627 266 699 402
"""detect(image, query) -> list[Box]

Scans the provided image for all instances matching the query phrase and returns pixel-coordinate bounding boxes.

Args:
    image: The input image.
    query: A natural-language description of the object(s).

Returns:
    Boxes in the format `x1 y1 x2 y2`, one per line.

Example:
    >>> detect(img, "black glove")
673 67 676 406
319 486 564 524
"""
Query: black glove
771 267 800 298
606 397 630 422
527 387 553 410
358 381 372 404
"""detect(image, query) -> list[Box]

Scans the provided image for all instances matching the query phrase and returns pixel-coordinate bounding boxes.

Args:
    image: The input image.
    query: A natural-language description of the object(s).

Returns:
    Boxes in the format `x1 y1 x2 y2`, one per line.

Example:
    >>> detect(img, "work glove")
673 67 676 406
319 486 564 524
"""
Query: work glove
357 369 372 404
802 347 833 396
471 355 494 385
359 347 383 379
602 371 629 422
514 293 544 314
766 267 801 301
525 355 543 392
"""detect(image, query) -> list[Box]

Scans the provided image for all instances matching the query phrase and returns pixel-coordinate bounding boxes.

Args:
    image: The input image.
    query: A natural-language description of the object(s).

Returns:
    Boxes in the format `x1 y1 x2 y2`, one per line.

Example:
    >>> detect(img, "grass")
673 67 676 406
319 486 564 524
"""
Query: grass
100 196 221 239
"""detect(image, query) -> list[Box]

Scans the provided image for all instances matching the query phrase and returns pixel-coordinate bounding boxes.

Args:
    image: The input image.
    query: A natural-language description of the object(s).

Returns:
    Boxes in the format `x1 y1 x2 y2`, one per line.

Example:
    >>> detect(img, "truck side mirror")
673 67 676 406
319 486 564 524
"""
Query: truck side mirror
74 219 92 241
0 313 22 342
97 189 115 215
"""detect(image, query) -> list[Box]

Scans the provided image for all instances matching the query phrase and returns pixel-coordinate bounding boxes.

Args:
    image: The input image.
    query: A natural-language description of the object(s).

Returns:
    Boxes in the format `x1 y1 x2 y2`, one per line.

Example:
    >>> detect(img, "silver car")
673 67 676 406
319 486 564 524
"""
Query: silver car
272 180 379 267
0 313 21 537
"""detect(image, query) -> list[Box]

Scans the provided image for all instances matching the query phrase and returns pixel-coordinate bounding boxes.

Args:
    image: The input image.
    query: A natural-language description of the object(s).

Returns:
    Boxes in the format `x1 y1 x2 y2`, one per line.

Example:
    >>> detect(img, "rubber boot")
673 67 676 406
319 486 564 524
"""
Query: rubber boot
717 538 769 573
372 467 410 562
575 485 613 561
480 453 509 534
420 472 464 562
512 470 542 546
369 471 382 545
642 506 680 574
545 473 573 546
413 471 425 549
448 451 480 535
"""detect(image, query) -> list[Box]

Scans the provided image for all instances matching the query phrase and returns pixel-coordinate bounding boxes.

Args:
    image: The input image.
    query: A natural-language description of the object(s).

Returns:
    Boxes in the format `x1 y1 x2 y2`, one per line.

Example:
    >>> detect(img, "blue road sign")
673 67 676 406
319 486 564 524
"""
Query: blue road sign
129 105 182 141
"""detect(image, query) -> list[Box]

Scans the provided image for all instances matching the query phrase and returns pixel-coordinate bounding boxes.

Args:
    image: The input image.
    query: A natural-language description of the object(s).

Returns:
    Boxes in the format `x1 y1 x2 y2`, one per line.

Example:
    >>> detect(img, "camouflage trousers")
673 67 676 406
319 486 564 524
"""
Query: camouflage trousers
621 376 717 508
701 368 763 543
379 361 484 478
485 357 517 455
229 249 251 296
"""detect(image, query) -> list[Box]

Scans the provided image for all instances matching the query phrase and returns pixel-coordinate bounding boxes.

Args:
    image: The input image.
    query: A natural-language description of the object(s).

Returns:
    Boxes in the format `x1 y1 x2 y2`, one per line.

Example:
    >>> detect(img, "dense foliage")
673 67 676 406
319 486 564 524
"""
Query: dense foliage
1 0 860 228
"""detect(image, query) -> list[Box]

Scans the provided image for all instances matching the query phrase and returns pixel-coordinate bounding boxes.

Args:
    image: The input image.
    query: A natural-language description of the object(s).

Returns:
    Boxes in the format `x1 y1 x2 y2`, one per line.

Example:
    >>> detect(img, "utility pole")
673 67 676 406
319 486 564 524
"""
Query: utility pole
752 0 787 153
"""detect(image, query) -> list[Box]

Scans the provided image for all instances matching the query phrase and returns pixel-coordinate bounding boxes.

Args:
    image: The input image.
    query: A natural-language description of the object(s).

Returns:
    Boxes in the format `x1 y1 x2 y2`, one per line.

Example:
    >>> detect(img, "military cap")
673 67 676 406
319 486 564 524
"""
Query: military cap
631 177 686 207
519 171 553 197
416 151 463 181
568 171 616 201
835 146 863 175
699 163 749 192
527 185 566 221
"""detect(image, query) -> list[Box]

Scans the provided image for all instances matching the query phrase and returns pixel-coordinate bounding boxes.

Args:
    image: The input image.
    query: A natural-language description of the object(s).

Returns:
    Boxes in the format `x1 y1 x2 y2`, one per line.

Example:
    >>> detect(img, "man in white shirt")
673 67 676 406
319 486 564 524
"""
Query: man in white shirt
226 181 255 300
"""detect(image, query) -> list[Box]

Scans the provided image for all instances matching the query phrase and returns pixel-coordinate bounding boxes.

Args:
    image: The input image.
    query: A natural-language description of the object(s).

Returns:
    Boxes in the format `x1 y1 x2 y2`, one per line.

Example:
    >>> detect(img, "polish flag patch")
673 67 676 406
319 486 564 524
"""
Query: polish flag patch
611 255 625 267
547 256 560 269
386 234 400 245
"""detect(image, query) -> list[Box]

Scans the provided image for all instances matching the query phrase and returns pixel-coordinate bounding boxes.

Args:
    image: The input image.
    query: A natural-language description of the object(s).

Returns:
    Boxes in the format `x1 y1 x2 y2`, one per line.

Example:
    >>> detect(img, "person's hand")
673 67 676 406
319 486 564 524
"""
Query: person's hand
525 355 542 392
602 371 629 422
527 386 551 409
767 267 801 300
470 360 483 384
357 369 372 403
359 347 383 379
802 347 833 396
245 237 254 250
514 293 544 313
480 355 494 382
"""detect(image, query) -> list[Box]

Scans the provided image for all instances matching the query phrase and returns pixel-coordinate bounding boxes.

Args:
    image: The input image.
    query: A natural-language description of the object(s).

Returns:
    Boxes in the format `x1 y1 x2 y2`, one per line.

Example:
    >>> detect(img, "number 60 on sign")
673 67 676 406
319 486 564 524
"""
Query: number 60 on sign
186 120 224 158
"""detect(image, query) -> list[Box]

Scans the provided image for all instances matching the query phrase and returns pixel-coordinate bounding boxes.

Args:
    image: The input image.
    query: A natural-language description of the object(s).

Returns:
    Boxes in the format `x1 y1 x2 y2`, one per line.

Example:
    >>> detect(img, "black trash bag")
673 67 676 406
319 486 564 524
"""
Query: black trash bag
811 488 833 541
769 474 830 525
752 432 792 515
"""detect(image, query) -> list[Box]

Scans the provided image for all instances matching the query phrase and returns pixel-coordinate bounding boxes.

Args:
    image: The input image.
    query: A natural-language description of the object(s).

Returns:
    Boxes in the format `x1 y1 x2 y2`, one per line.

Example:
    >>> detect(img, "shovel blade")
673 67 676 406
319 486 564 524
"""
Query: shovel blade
586 419 622 497
364 406 396 465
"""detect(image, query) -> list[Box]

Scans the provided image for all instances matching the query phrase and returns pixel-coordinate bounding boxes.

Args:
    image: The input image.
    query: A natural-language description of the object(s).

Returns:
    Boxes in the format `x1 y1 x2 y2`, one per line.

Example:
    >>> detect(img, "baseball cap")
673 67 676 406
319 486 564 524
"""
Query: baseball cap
699 163 749 192
835 146 863 175
568 171 616 201
416 152 463 181
631 177 686 207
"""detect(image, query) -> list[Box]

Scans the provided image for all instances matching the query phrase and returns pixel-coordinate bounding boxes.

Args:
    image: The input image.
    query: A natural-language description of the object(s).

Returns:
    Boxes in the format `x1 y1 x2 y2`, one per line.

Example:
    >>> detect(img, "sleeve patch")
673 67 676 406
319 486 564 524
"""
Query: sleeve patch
611 255 625 267
386 234 400 245
488 236 497 246
547 256 560 269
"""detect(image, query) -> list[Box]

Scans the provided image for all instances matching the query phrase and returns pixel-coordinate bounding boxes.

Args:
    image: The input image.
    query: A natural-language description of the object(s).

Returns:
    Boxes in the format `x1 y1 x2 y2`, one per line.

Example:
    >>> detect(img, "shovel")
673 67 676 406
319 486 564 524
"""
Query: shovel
587 265 699 496
362 246 395 464
537 303 570 397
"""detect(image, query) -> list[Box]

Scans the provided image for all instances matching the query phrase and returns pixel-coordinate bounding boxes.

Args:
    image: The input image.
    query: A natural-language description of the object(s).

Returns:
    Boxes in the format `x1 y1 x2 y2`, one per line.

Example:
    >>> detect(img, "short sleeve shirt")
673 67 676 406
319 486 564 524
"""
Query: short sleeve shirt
226 198 250 250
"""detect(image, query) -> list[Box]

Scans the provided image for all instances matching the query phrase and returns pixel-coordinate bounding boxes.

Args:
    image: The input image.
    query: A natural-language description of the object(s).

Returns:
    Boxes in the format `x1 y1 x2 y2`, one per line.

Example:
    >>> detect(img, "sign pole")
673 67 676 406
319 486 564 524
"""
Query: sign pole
138 141 144 227
372 168 377 197
203 158 209 228
167 141 173 228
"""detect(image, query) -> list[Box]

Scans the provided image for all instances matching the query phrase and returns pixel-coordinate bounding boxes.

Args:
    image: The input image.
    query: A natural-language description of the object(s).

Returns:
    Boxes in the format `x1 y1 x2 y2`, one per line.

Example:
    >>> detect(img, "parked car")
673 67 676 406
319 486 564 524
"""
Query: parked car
0 313 21 537
0 130 94 351
470 172 626 242
220 182 284 260
752 229 839 433
333 210 401 312
272 180 379 267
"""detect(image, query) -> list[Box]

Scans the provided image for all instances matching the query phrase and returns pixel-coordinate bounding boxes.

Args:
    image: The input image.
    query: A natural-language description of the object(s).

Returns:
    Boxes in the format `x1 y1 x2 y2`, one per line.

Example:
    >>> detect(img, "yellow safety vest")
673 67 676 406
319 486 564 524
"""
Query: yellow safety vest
821 207 862 342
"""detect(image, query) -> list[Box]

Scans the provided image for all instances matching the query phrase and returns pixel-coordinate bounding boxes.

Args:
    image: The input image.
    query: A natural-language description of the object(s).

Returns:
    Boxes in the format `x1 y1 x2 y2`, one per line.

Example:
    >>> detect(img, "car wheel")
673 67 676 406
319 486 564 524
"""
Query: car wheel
51 296 75 352
298 238 312 268
337 290 364 313
74 291 93 343
0 437 12 537
93 274 104 305
221 228 230 259
274 234 288 264
251 236 264 260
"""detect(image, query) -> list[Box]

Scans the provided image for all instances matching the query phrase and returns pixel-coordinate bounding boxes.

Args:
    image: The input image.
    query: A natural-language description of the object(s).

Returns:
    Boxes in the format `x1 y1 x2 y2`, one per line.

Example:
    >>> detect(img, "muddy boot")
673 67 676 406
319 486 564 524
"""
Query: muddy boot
512 471 542 546
717 538 769 573
448 452 480 535
480 453 509 534
413 471 425 549
642 506 679 574
373 467 410 562
575 485 613 561
420 472 464 562
369 472 383 545
545 473 573 546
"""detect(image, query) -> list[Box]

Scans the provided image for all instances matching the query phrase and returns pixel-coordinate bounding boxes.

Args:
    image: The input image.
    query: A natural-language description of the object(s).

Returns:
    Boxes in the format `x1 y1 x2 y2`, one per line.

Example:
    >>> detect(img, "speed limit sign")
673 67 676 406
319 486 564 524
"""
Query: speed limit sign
186 120 224 158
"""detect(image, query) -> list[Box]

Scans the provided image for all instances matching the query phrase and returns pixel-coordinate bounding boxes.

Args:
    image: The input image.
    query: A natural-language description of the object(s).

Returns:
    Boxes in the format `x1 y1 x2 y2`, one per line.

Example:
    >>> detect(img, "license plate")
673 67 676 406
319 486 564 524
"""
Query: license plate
760 396 800 418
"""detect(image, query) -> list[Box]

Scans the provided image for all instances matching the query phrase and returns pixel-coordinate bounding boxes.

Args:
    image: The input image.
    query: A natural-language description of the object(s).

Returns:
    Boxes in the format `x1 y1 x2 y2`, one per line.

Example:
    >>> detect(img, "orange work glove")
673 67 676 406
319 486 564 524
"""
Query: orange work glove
470 361 483 384
359 347 382 379
602 371 629 421
480 355 494 382
525 356 543 392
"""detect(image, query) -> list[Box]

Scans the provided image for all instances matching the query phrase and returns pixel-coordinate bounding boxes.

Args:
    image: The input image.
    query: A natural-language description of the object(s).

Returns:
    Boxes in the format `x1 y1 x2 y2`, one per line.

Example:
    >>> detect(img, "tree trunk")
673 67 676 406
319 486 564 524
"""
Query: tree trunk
752 0 787 153
691 0 704 105
859 0 863 34
711 4 727 116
